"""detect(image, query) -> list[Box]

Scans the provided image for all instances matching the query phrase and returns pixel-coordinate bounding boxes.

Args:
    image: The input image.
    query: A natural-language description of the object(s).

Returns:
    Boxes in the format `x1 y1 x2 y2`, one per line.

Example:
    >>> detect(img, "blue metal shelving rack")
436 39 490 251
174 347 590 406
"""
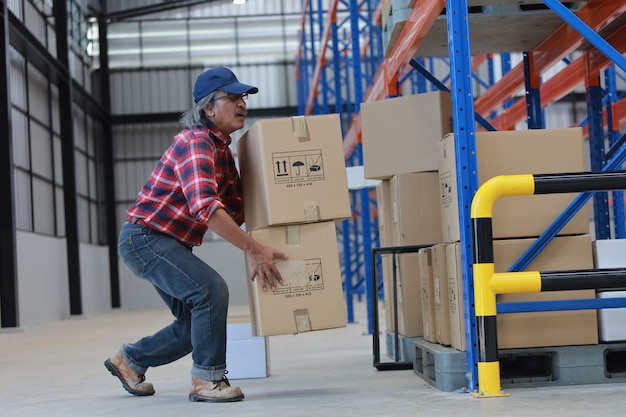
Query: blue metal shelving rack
297 0 626 393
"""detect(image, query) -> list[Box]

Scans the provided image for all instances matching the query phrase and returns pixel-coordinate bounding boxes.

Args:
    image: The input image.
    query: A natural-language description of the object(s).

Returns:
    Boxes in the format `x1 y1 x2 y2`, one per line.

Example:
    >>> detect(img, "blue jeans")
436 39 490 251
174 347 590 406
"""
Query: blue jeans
117 221 229 381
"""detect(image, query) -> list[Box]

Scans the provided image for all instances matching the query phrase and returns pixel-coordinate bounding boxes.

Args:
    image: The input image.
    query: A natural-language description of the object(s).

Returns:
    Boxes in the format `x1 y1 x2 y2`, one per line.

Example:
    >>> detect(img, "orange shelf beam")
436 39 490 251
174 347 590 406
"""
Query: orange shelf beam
474 0 626 118
488 24 626 131
579 97 626 137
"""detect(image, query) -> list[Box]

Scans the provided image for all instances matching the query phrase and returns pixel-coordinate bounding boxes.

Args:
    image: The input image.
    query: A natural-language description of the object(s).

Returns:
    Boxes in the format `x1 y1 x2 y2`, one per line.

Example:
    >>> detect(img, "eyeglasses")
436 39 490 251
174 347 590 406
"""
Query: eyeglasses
213 93 248 102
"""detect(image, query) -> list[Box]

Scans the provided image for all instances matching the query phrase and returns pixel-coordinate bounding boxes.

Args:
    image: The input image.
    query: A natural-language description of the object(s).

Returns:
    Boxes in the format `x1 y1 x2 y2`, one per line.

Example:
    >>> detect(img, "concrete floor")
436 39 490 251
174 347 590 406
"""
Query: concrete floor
2 301 626 417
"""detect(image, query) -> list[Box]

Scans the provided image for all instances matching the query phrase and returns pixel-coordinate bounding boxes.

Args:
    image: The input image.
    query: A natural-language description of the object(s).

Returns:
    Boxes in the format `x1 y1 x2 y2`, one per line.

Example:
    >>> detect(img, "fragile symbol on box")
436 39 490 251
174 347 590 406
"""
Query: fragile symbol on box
273 258 324 295
272 150 325 184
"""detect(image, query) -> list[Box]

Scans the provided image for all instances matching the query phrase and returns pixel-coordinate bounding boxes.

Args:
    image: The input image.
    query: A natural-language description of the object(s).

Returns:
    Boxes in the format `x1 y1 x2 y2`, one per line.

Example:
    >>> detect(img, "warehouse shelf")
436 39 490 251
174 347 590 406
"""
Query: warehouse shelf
297 0 626 393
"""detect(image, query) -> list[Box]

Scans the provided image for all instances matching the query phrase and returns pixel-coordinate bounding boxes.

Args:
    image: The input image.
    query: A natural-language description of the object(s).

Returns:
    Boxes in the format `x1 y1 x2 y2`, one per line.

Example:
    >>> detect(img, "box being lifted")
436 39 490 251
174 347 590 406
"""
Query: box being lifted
245 221 347 337
237 114 351 230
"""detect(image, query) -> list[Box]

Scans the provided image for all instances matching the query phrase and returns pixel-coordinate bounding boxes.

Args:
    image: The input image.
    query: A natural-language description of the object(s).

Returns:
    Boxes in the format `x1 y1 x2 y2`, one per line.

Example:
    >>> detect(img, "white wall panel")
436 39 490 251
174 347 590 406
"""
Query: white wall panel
80 243 112 315
17 232 69 326
111 64 296 115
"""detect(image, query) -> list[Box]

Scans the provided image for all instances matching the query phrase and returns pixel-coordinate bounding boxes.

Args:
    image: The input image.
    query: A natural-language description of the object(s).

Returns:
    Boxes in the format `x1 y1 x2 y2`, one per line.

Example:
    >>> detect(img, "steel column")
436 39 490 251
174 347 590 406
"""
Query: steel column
54 0 82 316
446 0 480 392
605 66 625 238
0 0 19 328
98 1 121 308
523 52 544 129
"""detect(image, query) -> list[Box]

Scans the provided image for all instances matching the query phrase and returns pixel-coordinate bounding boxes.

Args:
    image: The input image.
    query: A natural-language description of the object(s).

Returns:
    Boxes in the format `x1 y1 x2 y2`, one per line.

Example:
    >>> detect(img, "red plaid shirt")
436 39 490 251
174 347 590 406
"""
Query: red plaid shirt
126 123 244 247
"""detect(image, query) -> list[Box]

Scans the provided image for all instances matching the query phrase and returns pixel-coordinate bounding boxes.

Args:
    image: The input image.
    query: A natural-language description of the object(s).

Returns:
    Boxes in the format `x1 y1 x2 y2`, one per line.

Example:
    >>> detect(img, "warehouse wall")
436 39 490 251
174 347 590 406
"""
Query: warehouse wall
15 232 111 327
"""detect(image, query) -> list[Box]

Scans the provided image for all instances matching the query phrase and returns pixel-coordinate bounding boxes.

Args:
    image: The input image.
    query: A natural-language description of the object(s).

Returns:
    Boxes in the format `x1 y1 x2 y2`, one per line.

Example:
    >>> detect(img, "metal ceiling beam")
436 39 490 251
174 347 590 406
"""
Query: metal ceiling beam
106 0 223 22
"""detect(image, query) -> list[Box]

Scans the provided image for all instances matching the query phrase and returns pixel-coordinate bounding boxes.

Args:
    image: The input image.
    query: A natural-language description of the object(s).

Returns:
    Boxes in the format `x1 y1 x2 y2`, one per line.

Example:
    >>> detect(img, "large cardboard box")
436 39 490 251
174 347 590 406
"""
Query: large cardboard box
361 91 453 180
448 234 598 349
390 172 443 246
418 247 437 343
446 243 466 351
493 234 598 349
245 221 347 336
439 128 590 241
432 244 451 346
237 114 351 229
226 316 270 379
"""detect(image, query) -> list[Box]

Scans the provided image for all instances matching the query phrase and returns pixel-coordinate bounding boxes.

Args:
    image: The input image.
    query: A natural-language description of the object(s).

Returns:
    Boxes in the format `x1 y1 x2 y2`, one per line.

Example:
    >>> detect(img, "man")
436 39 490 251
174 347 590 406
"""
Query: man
105 67 287 403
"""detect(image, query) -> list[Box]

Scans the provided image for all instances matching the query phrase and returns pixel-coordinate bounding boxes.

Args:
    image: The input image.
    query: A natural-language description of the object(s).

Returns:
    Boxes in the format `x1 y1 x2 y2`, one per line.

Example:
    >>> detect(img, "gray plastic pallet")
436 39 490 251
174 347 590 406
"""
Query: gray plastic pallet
412 340 468 392
385 330 422 363
412 339 626 392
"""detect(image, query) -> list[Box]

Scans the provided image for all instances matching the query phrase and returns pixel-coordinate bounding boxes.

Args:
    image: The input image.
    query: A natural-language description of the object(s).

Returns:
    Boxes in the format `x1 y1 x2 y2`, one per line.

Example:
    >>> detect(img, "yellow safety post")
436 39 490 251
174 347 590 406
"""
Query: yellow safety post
470 175 534 398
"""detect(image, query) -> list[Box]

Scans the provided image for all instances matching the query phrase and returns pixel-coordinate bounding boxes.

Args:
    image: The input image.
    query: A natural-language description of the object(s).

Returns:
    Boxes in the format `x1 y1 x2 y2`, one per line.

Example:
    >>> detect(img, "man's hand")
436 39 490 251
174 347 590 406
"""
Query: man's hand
249 244 288 291
204 208 288 291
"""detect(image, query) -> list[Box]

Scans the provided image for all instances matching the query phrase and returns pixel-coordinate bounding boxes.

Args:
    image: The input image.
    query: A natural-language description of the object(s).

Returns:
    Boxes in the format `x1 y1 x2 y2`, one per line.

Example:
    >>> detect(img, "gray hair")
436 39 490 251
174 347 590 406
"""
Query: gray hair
179 91 218 128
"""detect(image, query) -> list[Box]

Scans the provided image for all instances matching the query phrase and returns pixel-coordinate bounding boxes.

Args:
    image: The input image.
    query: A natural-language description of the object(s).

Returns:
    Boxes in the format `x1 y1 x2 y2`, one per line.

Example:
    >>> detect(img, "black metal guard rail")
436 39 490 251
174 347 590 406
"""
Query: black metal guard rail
371 244 435 371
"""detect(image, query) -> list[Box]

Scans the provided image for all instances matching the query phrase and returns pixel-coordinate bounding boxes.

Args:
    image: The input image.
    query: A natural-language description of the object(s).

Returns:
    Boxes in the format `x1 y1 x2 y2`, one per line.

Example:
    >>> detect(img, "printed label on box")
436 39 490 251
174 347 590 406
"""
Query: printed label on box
273 259 324 295
440 171 454 209
273 150 325 184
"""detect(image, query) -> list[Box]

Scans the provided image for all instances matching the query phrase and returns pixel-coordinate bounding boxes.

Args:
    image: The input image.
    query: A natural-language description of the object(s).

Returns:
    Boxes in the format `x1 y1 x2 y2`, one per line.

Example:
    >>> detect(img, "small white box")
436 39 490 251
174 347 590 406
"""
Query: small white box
226 318 270 379
593 239 626 342
597 291 626 342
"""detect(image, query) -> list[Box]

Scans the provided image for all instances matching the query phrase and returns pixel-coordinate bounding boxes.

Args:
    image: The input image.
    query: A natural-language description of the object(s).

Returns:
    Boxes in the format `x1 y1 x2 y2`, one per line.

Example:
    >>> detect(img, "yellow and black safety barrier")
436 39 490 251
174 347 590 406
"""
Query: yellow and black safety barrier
471 171 626 398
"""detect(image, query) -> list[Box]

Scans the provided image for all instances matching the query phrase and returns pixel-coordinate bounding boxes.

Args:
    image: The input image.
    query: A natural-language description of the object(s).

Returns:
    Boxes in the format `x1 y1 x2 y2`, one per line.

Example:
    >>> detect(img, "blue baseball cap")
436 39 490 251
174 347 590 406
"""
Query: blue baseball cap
193 67 258 103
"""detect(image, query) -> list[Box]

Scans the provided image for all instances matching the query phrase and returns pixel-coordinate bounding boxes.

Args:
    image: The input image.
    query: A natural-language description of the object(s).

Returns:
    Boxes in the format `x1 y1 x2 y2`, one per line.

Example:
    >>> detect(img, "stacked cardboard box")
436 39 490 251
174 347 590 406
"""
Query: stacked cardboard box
438 128 590 241
361 92 452 339
237 114 351 336
361 91 452 180
437 128 598 351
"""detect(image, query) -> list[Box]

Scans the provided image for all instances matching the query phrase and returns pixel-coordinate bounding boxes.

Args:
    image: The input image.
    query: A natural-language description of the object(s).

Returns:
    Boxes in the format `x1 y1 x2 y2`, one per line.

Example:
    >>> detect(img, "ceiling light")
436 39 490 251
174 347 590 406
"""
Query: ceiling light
233 0 246 4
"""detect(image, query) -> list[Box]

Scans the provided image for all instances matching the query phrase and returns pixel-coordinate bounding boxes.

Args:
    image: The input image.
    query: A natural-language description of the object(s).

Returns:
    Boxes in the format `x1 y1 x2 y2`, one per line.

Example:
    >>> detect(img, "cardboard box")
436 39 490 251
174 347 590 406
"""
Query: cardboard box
493 234 598 349
226 316 270 379
390 172 443 246
396 252 423 337
376 180 395 331
439 128 590 241
432 244 451 346
361 91 452 180
448 235 598 349
237 114 351 229
418 247 437 343
446 242 467 351
245 221 347 336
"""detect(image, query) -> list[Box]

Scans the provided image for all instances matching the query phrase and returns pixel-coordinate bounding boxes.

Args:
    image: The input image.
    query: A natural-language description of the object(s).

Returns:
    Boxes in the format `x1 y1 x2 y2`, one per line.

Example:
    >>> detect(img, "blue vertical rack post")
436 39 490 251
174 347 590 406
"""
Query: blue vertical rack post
445 0 480 391
606 66 625 238
586 53 611 239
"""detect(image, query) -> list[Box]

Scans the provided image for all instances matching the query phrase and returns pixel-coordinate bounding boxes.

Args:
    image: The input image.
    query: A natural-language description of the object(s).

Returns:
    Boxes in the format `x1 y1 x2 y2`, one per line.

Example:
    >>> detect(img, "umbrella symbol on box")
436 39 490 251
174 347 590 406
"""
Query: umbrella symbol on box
292 160 305 176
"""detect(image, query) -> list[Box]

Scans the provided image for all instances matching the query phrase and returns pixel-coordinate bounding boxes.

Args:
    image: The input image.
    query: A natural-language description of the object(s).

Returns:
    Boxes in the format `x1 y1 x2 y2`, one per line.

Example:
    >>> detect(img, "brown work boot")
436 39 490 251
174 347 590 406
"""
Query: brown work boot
104 350 155 396
189 375 244 403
